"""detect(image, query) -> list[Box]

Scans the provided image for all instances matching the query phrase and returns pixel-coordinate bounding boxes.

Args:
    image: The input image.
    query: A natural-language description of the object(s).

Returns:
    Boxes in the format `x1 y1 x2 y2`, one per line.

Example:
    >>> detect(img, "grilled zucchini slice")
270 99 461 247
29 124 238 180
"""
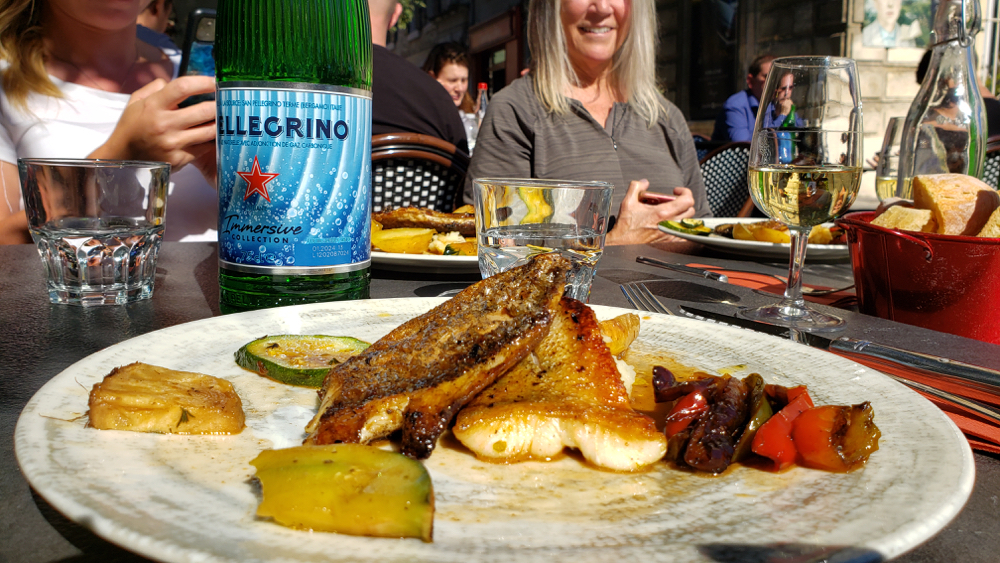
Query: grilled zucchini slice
235 335 370 387
660 220 712 236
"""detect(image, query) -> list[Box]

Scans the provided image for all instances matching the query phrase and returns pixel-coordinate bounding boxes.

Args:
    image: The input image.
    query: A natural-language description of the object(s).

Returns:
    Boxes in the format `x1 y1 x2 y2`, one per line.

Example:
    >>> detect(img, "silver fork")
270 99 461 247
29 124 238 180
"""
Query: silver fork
621 282 675 315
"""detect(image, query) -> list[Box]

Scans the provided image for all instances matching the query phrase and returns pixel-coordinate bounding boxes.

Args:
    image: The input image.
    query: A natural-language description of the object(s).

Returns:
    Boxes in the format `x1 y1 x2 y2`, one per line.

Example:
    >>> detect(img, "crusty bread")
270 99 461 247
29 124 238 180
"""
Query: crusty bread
88 362 245 434
871 205 937 232
978 207 1000 238
912 174 1000 235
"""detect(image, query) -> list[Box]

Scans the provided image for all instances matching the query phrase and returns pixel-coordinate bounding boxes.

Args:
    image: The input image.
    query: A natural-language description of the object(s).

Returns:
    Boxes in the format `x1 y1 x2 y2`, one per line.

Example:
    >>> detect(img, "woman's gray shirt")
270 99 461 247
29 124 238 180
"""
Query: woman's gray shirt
463 76 711 218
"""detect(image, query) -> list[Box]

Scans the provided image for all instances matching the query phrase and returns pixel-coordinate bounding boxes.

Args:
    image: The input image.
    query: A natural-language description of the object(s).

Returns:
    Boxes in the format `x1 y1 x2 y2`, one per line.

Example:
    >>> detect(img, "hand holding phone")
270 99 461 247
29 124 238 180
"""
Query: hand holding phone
638 191 676 205
178 8 216 108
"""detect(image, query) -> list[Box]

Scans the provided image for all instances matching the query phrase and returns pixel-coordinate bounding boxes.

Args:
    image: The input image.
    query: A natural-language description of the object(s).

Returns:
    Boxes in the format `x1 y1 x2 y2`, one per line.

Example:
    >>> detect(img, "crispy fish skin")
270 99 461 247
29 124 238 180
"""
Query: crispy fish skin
453 298 667 471
372 207 476 237
304 253 571 459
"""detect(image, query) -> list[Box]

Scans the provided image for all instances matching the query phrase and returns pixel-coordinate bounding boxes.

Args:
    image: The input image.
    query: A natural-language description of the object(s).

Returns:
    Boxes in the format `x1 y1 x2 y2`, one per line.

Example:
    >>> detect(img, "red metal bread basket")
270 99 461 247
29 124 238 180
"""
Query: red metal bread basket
836 211 1000 345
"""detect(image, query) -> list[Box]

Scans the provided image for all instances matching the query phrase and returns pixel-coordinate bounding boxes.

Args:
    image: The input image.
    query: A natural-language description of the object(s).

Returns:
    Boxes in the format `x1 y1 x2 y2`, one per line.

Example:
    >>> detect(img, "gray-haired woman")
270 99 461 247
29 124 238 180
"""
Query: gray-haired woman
464 0 711 246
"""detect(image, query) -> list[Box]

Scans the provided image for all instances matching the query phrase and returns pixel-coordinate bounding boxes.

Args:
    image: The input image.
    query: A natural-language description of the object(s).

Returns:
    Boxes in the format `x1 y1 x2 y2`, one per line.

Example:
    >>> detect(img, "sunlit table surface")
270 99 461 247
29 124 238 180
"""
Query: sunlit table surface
1 241 998 562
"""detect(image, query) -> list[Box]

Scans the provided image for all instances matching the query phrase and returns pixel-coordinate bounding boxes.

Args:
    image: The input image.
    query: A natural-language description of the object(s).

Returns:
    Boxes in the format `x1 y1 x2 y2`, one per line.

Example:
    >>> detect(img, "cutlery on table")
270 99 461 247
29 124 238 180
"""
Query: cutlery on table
678 304 1000 424
636 256 855 296
621 282 675 316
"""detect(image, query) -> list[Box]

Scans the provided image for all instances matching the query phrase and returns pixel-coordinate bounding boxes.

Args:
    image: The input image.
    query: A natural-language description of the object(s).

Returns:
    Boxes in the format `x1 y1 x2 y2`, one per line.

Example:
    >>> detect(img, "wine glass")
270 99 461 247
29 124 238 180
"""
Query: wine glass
742 57 862 332
875 116 905 201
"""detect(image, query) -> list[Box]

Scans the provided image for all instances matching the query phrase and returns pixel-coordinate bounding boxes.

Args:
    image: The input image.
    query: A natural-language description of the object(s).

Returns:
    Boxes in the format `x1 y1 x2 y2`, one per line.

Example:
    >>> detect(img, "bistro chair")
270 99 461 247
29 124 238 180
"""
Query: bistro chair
693 133 726 162
982 134 1000 189
371 132 471 212
699 141 755 217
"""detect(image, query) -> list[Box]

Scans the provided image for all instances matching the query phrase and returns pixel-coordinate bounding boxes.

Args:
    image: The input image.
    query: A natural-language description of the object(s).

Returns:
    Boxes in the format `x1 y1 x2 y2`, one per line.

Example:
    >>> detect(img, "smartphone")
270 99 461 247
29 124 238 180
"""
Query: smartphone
638 191 676 205
178 8 216 108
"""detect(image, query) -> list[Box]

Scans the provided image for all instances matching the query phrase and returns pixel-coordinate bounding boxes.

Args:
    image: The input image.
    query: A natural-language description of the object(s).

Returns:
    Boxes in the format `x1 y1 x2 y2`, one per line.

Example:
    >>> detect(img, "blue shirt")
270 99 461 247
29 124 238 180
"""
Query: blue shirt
712 89 759 142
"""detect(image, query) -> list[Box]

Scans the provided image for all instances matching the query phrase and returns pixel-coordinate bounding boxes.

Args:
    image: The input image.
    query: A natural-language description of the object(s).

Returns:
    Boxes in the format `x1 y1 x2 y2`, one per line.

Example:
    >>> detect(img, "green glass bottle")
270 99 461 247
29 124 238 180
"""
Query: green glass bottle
215 0 373 313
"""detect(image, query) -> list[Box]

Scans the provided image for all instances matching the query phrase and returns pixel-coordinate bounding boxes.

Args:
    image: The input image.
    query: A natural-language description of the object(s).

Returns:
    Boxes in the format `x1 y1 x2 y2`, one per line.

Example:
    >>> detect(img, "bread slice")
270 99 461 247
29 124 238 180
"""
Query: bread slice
871 205 936 232
88 362 245 434
978 207 1000 238
912 174 1000 235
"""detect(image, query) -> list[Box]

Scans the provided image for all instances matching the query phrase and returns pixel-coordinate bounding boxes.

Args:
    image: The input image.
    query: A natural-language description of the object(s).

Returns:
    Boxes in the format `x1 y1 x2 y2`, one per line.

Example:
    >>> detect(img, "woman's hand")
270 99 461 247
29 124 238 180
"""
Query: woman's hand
89 76 216 177
605 179 696 246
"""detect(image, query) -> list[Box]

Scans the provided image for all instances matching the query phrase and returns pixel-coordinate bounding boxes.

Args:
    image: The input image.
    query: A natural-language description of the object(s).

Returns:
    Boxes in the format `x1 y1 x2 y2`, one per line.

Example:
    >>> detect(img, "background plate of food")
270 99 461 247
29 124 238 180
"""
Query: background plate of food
371 207 482 273
14 298 972 563
659 217 850 260
371 251 481 274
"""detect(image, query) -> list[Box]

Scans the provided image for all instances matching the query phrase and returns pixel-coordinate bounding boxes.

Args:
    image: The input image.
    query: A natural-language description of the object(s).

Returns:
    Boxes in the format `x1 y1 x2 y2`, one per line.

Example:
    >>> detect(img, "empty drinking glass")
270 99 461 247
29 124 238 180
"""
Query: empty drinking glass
19 159 170 305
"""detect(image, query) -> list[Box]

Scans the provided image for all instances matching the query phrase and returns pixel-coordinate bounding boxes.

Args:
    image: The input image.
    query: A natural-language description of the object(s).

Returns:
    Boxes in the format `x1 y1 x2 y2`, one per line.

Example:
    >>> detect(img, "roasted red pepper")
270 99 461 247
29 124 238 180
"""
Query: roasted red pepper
792 402 881 472
664 390 709 438
732 373 772 463
751 388 814 470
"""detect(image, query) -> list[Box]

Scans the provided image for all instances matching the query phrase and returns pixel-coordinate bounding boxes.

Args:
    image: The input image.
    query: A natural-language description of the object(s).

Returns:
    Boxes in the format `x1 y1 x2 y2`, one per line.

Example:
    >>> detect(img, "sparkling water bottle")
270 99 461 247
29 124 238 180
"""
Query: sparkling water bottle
215 0 372 313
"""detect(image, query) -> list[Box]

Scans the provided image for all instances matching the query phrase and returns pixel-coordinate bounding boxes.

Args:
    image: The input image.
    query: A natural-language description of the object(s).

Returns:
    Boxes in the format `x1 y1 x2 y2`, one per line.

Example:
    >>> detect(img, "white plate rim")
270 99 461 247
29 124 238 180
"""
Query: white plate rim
14 298 974 563
371 251 480 273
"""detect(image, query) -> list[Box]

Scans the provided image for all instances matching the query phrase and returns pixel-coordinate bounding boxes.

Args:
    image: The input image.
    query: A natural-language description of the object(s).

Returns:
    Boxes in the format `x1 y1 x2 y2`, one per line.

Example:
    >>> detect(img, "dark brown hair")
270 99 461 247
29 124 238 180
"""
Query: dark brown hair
748 53 776 76
422 42 474 113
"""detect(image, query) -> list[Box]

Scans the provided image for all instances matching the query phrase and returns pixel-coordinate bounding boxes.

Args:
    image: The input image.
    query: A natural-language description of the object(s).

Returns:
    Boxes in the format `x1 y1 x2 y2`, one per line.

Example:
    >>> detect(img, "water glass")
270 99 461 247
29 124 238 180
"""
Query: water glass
19 159 171 306
875 117 905 200
473 178 614 302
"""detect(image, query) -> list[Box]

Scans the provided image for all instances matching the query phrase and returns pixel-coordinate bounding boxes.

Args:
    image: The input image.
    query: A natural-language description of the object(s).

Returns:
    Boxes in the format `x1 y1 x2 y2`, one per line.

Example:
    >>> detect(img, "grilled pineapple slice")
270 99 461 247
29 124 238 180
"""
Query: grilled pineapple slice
88 362 245 434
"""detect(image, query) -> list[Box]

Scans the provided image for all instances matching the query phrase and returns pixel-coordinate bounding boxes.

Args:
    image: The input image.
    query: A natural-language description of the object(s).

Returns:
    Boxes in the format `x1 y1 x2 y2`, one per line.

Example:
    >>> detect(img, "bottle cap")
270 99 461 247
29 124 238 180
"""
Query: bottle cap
478 82 488 90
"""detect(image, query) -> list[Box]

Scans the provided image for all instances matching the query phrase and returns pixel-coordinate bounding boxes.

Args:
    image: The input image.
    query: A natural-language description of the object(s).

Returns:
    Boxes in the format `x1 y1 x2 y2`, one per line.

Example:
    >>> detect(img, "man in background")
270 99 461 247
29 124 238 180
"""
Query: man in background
136 0 181 72
712 53 775 142
368 0 470 154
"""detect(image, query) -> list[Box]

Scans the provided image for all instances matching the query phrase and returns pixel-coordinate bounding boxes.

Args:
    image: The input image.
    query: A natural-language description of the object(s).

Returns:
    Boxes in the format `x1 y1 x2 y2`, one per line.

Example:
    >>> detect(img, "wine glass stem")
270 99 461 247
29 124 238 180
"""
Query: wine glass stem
782 227 810 310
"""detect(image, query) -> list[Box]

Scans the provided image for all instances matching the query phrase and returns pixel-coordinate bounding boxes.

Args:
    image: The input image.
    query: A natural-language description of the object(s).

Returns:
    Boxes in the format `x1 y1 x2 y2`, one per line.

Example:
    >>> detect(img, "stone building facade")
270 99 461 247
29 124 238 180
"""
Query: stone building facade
393 0 989 206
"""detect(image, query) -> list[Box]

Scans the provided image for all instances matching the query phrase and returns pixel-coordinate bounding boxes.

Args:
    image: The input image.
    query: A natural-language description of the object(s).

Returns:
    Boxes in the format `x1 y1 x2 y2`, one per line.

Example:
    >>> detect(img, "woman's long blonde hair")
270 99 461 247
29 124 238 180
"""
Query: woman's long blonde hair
0 0 61 110
527 0 661 127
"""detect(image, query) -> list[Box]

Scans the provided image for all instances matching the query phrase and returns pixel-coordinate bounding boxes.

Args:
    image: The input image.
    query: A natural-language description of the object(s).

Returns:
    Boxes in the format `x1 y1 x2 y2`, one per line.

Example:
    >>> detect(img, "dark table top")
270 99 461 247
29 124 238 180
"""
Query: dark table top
2 241 998 562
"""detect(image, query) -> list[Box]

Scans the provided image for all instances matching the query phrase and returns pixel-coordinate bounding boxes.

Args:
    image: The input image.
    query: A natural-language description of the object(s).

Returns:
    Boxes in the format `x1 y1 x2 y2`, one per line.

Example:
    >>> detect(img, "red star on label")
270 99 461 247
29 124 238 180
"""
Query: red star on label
237 156 280 202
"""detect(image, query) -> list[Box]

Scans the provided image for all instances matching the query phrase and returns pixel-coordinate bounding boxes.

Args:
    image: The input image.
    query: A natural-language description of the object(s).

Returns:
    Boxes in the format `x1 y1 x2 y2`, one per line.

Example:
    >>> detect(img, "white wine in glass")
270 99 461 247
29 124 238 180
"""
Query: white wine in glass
742 57 862 332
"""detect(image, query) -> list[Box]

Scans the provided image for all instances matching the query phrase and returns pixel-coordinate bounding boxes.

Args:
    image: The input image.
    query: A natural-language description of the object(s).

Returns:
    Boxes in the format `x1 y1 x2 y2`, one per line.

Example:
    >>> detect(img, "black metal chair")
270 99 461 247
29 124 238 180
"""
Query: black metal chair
693 134 726 162
982 134 1000 189
699 141 755 217
371 133 471 212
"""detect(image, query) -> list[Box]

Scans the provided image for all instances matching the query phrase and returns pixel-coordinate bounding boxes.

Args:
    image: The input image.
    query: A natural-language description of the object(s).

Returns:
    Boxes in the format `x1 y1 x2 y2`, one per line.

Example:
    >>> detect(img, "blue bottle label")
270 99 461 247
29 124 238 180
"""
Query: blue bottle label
216 83 371 273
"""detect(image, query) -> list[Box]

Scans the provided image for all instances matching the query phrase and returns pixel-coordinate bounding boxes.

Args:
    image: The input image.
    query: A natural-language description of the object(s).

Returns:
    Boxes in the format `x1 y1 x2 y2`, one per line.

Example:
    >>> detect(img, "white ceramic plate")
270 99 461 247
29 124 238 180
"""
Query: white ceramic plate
15 299 972 563
660 218 850 260
371 251 481 274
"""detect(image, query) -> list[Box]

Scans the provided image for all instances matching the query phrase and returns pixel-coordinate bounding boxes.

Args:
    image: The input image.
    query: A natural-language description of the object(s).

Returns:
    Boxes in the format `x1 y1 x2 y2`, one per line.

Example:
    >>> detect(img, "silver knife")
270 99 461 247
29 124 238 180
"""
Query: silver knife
678 305 1000 420
636 256 729 283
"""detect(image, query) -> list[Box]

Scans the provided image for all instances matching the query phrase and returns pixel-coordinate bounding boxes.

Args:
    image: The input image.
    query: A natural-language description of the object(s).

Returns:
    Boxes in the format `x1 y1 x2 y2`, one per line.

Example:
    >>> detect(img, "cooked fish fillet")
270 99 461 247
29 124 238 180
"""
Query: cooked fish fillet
88 362 245 434
372 207 476 237
304 253 571 459
453 298 666 471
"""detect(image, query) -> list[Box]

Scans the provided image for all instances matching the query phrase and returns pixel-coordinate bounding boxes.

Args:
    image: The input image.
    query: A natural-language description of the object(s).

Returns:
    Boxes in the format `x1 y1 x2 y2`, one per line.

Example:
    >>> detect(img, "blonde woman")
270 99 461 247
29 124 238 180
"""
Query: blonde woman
0 0 217 244
464 0 709 246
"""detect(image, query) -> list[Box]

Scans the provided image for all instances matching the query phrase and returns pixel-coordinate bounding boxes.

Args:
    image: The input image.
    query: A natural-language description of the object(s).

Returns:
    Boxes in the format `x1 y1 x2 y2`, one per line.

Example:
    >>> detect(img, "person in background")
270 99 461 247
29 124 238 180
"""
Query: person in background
466 0 709 247
422 42 478 151
367 0 469 154
761 70 796 129
862 0 921 49
711 53 774 142
916 49 1000 137
0 0 217 245
136 0 180 72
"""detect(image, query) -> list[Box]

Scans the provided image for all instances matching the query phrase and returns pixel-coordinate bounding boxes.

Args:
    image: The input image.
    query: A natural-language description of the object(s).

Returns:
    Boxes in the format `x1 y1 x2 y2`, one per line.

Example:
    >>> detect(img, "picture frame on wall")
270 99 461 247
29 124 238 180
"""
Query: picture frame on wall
863 0 933 49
